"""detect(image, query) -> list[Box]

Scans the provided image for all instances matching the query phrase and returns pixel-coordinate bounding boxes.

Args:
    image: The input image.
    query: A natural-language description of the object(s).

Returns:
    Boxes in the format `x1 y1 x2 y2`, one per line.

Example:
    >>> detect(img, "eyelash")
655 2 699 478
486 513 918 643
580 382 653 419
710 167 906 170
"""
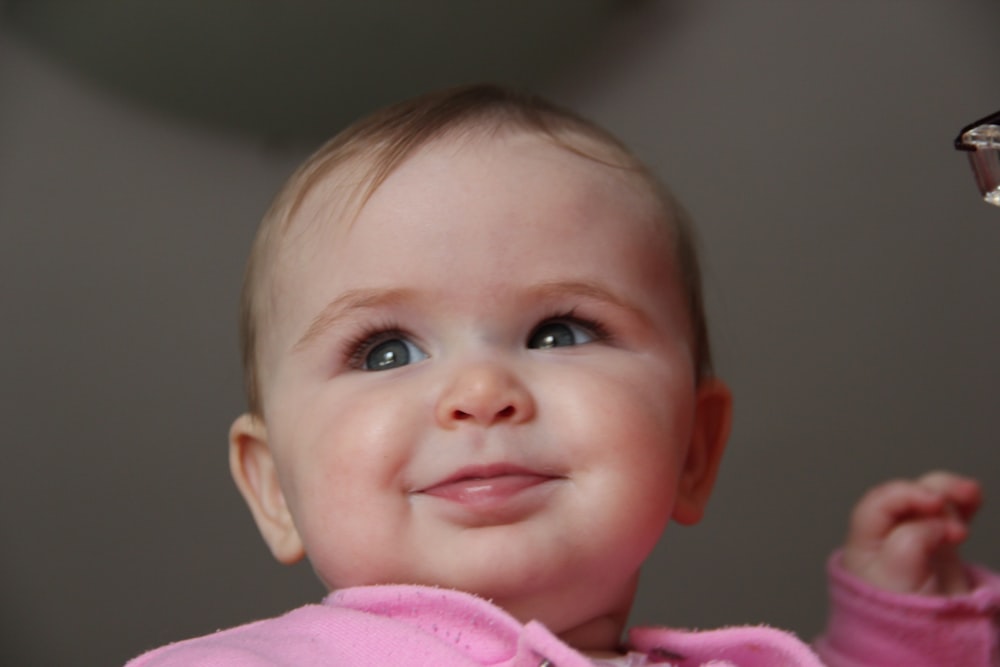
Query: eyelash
536 308 612 344
341 320 411 370
339 309 612 369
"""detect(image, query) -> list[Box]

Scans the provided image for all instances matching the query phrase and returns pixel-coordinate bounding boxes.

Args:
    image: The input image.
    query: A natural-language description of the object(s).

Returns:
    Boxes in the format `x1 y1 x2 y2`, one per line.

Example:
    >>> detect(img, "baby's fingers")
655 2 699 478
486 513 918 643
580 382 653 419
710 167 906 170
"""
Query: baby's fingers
847 479 955 547
842 472 981 595
874 518 969 594
915 471 982 521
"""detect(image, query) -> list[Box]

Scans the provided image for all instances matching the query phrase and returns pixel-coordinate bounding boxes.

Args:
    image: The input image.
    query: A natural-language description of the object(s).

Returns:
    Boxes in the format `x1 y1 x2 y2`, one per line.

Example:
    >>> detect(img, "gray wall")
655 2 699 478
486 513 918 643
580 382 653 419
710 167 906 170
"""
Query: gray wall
3 2 999 665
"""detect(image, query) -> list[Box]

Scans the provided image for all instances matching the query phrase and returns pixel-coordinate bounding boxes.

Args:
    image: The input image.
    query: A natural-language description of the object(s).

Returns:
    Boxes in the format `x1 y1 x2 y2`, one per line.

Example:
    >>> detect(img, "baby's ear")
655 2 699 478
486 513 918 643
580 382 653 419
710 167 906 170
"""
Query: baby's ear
672 378 733 526
229 413 305 564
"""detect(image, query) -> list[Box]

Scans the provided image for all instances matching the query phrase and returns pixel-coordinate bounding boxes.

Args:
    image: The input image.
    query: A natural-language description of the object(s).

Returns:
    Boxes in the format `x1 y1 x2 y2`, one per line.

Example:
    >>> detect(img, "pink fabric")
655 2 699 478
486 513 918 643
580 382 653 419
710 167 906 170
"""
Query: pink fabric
126 558 1000 666
814 552 1000 667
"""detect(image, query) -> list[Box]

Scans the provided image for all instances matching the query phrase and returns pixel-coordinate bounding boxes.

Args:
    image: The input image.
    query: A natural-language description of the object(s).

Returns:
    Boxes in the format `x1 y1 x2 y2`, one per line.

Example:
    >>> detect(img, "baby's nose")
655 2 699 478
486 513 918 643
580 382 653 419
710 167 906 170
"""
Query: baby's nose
435 361 535 428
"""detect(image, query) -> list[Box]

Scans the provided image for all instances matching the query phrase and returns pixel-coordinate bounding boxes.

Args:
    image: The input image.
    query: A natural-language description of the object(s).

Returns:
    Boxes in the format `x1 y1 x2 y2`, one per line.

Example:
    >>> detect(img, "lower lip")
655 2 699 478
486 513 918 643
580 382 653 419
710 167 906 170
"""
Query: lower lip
423 474 553 504
416 474 560 523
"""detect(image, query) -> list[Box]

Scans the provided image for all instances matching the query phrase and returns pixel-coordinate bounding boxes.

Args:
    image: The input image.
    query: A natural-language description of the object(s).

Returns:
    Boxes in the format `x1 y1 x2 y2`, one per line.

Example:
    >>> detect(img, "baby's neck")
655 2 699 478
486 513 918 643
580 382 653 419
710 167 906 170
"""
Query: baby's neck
557 607 630 657
495 574 638 656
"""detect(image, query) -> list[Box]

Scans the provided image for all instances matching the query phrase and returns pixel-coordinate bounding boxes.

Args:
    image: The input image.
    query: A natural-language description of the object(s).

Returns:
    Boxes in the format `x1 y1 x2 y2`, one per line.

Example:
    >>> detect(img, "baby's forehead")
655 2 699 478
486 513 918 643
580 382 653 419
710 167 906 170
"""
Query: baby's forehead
285 128 662 249
269 128 679 301
262 129 674 320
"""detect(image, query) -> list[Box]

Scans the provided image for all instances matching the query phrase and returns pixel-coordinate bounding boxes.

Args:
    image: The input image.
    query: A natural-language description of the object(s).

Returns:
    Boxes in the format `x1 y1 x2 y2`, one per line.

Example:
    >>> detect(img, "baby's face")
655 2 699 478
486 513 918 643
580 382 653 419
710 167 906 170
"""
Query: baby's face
233 131 729 638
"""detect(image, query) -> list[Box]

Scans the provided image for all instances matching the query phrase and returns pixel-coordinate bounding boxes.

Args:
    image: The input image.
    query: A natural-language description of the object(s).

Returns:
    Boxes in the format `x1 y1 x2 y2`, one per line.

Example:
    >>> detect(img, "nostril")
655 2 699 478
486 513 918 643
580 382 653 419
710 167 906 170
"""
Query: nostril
451 406 515 423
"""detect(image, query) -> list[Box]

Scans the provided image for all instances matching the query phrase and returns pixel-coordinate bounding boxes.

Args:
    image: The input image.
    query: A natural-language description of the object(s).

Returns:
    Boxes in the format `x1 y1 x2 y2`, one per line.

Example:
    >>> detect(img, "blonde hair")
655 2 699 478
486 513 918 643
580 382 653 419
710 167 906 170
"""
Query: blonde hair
240 84 711 414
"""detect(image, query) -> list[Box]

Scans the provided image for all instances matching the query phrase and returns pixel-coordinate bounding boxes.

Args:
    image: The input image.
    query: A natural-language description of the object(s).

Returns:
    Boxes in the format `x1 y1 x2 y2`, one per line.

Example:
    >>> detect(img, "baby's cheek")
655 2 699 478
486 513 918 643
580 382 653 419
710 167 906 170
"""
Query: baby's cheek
304 500 401 589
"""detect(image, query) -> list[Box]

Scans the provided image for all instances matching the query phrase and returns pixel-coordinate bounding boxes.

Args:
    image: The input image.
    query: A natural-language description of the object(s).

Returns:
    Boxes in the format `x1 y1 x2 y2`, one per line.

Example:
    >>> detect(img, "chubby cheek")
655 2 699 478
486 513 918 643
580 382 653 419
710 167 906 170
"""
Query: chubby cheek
269 381 427 588
553 358 696 541
557 356 695 462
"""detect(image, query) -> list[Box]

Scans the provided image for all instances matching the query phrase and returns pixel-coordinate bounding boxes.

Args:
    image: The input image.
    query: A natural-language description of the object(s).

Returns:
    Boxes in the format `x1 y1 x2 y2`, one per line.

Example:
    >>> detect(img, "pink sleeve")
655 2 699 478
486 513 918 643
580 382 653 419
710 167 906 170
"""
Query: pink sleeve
813 551 1000 667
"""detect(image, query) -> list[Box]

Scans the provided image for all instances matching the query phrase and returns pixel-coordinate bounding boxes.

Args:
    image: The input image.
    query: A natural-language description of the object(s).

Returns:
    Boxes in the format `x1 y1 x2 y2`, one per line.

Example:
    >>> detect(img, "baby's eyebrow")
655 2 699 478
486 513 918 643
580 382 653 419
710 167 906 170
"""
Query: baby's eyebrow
293 287 415 352
531 280 653 325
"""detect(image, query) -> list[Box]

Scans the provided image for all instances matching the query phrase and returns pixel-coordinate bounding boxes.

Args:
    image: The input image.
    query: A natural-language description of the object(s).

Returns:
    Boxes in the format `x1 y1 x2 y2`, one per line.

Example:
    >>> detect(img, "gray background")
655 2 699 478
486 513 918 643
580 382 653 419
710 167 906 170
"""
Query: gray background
3 2 999 665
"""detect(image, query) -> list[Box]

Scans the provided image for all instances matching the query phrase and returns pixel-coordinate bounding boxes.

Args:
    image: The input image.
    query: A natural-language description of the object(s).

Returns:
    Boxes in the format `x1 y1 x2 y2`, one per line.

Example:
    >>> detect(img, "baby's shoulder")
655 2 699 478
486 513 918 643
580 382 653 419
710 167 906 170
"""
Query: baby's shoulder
123 588 510 667
124 603 339 667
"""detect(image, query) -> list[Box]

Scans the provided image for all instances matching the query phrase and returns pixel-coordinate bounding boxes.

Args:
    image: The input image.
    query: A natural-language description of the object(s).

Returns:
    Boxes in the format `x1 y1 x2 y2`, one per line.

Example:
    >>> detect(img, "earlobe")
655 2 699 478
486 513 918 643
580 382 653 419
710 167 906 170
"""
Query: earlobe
672 378 733 526
229 413 305 564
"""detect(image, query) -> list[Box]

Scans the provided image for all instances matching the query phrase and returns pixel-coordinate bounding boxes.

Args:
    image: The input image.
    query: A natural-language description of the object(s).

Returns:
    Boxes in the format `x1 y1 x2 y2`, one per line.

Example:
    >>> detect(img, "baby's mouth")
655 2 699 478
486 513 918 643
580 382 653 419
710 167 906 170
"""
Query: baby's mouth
417 464 562 506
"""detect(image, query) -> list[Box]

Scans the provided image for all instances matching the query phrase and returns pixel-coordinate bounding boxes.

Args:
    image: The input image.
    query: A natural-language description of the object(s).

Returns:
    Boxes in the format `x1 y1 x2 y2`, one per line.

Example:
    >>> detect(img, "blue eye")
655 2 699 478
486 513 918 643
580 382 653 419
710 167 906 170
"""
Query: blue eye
527 320 596 349
362 336 428 371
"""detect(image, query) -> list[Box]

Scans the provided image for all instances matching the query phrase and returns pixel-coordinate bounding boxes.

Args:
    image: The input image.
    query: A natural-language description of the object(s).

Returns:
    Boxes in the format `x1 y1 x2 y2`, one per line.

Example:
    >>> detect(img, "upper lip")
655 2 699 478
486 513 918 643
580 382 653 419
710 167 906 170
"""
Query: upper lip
416 463 562 492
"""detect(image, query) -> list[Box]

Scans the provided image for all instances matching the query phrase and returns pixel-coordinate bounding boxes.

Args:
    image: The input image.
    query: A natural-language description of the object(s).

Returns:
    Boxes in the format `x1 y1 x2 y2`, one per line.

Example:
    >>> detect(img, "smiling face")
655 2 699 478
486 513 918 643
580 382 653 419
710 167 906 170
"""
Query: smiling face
229 130 731 649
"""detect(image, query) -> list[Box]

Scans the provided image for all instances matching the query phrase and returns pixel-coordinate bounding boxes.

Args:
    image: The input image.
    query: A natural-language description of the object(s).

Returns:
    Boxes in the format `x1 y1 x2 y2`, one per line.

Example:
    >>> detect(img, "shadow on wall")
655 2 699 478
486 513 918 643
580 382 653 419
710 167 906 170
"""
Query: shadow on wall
2 0 652 144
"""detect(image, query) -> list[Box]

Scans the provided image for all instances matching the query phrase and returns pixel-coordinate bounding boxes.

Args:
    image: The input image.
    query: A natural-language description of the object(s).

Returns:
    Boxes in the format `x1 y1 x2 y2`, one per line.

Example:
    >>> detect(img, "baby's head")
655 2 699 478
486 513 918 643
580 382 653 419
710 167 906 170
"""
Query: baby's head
228 84 732 651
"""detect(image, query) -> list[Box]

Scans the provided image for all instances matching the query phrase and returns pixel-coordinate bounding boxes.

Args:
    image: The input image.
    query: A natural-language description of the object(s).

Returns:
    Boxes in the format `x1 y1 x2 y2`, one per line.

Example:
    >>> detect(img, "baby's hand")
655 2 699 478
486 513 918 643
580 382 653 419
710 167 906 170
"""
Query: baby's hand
841 471 982 595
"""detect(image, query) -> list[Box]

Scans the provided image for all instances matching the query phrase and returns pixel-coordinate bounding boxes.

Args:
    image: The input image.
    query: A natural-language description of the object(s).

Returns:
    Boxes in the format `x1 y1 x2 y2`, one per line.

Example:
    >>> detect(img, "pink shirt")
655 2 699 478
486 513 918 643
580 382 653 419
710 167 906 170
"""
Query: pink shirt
126 555 1000 666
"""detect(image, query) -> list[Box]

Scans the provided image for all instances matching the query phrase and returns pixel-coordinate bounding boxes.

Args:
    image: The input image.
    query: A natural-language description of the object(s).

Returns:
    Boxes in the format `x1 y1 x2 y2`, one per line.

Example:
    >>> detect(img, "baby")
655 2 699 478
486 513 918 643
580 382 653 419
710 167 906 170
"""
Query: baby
127 85 999 666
